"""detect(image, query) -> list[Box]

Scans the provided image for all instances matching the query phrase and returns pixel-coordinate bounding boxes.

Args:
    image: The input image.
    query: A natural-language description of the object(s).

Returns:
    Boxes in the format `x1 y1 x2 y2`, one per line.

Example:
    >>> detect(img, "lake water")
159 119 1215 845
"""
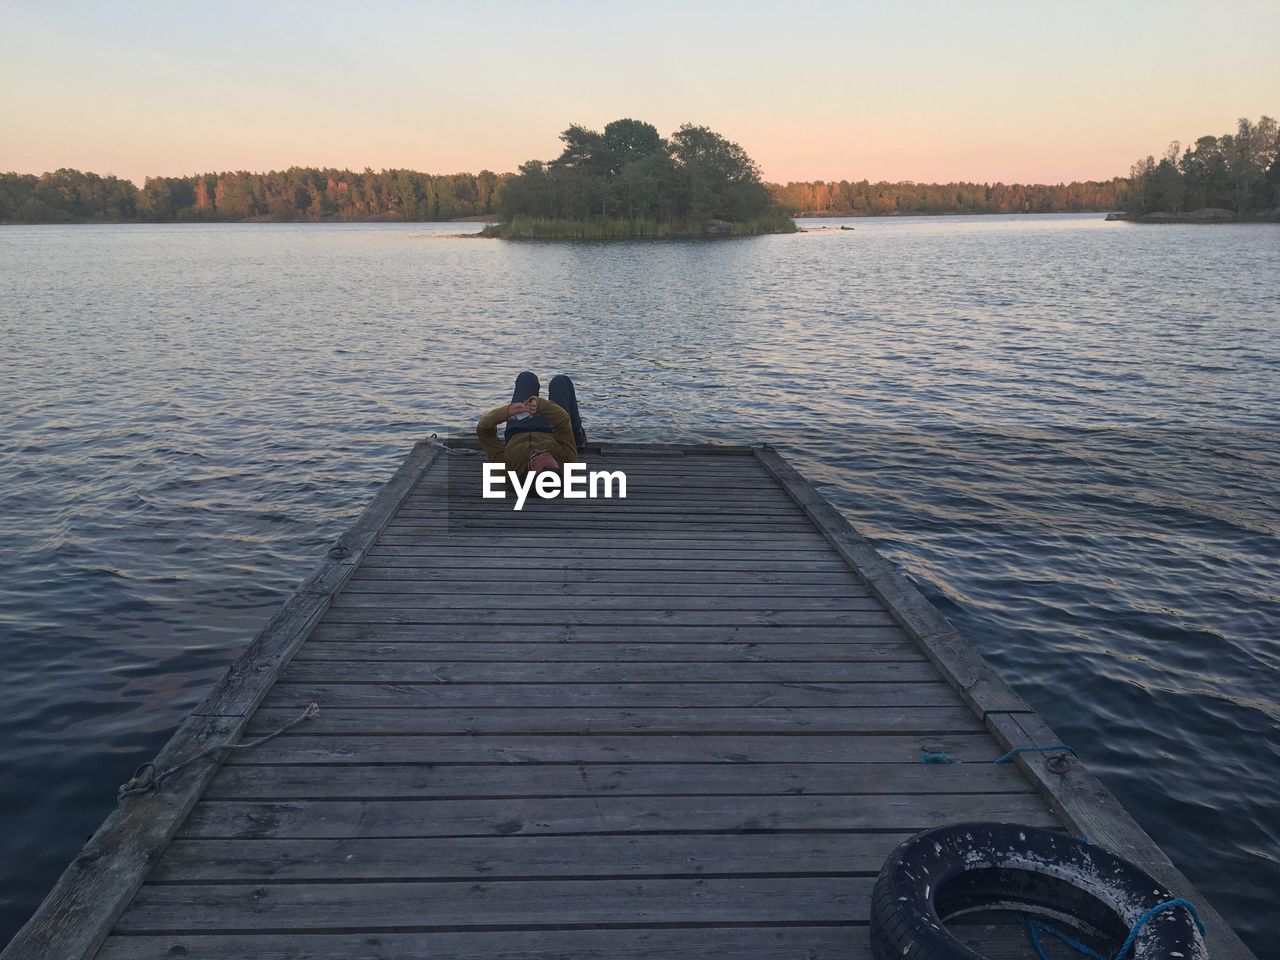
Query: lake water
0 216 1277 952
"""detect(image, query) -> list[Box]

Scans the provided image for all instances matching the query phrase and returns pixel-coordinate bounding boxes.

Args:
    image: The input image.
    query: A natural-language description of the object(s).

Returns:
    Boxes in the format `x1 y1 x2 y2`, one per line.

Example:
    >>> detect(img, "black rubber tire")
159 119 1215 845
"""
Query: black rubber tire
868 822 1208 960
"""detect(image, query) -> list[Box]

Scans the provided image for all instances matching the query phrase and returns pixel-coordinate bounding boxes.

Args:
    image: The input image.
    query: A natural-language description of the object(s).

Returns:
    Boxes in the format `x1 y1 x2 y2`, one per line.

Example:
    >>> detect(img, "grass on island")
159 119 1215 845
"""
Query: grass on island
481 215 798 240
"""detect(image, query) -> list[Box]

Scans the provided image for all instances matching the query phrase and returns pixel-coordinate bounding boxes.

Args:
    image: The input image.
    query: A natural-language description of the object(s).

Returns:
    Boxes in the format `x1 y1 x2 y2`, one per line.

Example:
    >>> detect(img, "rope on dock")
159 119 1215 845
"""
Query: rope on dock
918 744 1075 765
425 433 481 455
116 702 320 803
1017 915 1107 960
1016 897 1205 960
994 743 1074 764
1115 899 1205 960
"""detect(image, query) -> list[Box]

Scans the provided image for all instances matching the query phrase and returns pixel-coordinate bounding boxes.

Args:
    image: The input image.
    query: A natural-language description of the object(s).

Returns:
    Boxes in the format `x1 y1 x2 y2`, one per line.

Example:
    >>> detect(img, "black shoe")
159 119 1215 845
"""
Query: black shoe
574 428 587 450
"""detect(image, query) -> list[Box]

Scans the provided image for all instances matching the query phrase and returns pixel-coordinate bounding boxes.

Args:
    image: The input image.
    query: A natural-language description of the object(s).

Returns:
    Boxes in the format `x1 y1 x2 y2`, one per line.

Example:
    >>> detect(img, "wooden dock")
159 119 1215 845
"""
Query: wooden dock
3 442 1255 959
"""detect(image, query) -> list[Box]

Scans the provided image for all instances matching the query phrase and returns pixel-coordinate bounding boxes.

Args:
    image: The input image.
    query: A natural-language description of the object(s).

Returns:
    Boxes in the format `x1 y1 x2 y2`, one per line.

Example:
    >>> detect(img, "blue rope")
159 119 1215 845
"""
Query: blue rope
1113 899 1205 960
1017 916 1107 960
1014 897 1204 960
994 743 1073 764
920 750 955 764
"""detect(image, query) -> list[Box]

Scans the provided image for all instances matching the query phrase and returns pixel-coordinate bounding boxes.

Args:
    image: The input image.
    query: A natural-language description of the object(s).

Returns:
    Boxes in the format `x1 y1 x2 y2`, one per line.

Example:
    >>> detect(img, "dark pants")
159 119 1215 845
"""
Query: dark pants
504 371 585 443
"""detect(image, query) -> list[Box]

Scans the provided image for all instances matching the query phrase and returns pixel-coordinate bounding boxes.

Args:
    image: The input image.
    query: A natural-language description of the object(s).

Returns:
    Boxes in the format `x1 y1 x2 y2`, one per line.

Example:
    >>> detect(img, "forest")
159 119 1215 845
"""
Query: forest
1124 116 1279 217
1 114 1275 224
771 177 1131 216
0 168 505 224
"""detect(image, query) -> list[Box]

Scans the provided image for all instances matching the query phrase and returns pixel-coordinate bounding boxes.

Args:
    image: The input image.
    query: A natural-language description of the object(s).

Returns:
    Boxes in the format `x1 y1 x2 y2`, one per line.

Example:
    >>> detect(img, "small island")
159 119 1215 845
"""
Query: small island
480 119 797 239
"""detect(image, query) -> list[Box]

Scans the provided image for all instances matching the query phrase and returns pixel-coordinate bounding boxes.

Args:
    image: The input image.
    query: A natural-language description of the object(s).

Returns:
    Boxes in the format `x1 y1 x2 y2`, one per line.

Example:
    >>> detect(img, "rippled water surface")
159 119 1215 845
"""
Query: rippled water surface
1 217 1277 951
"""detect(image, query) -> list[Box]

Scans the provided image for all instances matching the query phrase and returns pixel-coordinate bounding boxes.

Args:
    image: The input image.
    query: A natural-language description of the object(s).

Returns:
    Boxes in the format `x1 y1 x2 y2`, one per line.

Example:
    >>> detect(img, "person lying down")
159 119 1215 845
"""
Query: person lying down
475 370 587 479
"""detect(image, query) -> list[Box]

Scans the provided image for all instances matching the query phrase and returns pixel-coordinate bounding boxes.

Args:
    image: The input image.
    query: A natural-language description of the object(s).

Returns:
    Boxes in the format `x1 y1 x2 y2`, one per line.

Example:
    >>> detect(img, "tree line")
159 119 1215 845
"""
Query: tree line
770 178 1131 216
0 165 1139 224
0 167 506 223
3 113 1276 224
1126 116 1279 217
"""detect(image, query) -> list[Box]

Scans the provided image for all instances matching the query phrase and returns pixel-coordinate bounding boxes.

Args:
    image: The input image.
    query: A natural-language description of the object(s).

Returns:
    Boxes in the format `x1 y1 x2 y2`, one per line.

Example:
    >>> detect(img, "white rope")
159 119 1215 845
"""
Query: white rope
117 702 320 802
425 433 481 455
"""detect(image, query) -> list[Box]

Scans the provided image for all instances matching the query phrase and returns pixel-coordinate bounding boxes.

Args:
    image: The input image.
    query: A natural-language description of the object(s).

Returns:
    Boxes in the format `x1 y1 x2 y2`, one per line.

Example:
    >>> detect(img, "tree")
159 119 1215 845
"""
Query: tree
668 124 771 221
1226 116 1277 214
1127 157 1155 214
602 119 662 172
1180 136 1231 210
551 124 612 176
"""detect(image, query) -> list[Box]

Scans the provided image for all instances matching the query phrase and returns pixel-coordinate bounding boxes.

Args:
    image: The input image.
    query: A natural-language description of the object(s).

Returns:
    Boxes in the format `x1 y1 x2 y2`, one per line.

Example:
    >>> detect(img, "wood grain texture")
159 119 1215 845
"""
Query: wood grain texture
259 681 965 709
242 703 976 734
94 926 1063 960
147 831 916 881
290 640 924 661
204 760 1025 800
177 793 1056 840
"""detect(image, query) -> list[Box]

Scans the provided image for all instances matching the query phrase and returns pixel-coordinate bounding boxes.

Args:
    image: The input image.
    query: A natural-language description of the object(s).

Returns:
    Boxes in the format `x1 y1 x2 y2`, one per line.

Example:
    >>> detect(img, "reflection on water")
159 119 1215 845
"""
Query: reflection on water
0 216 1277 951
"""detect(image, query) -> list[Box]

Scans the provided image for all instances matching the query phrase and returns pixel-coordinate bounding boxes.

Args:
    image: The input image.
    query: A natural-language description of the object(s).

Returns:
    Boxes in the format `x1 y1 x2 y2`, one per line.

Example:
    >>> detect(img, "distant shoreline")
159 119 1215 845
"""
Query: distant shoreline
6 208 1279 227
794 209 1114 219
1104 207 1280 224
2 210 1114 227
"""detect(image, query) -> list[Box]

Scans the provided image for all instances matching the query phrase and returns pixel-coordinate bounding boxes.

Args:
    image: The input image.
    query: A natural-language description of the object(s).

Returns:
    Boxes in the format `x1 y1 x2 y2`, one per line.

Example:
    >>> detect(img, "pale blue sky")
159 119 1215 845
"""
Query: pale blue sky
2 0 1277 184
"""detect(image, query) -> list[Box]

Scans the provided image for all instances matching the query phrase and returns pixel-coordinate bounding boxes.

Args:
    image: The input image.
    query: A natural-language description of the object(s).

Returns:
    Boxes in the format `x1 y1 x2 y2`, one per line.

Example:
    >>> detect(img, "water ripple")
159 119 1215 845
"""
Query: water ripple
0 217 1277 952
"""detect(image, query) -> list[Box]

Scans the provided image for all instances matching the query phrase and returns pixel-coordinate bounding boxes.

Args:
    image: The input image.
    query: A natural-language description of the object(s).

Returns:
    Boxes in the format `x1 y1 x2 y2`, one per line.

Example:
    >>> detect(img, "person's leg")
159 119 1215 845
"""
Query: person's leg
506 371 550 440
511 370 540 403
548 374 586 447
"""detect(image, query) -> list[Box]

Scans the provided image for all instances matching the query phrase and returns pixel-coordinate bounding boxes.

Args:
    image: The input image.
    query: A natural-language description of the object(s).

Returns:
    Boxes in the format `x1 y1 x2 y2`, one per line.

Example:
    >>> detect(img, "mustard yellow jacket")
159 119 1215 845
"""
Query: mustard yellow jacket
476 399 579 475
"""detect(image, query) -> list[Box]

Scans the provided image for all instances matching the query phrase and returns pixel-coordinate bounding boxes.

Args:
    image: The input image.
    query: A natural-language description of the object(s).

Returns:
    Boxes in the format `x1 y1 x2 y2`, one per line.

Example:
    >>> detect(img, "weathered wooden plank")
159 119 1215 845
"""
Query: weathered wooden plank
179 792 1054 840
396 501 804 515
292 641 923 662
278 660 938 684
753 447 1032 718
339 579 870 597
205 759 1030 800
986 710 1255 960
117 876 874 931
385 519 818 533
410 490 784 505
407 478 793 494
261 680 964 709
357 555 852 572
419 460 764 471
424 492 804 506
96 926 1067 960
99 928 865 960
378 530 830 545
223 733 1001 766
151 831 913 882
320 608 900 626
245 704 975 735
329 595 886 612
307 623 912 643
367 545 839 560
348 567 863 584
396 509 814 523
394 502 804 515
443 459 763 471
189 591 331 719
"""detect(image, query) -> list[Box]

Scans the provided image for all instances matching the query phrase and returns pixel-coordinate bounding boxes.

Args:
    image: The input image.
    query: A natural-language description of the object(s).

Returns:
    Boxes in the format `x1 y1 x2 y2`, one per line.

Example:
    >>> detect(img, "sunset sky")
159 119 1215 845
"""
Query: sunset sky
3 0 1277 186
